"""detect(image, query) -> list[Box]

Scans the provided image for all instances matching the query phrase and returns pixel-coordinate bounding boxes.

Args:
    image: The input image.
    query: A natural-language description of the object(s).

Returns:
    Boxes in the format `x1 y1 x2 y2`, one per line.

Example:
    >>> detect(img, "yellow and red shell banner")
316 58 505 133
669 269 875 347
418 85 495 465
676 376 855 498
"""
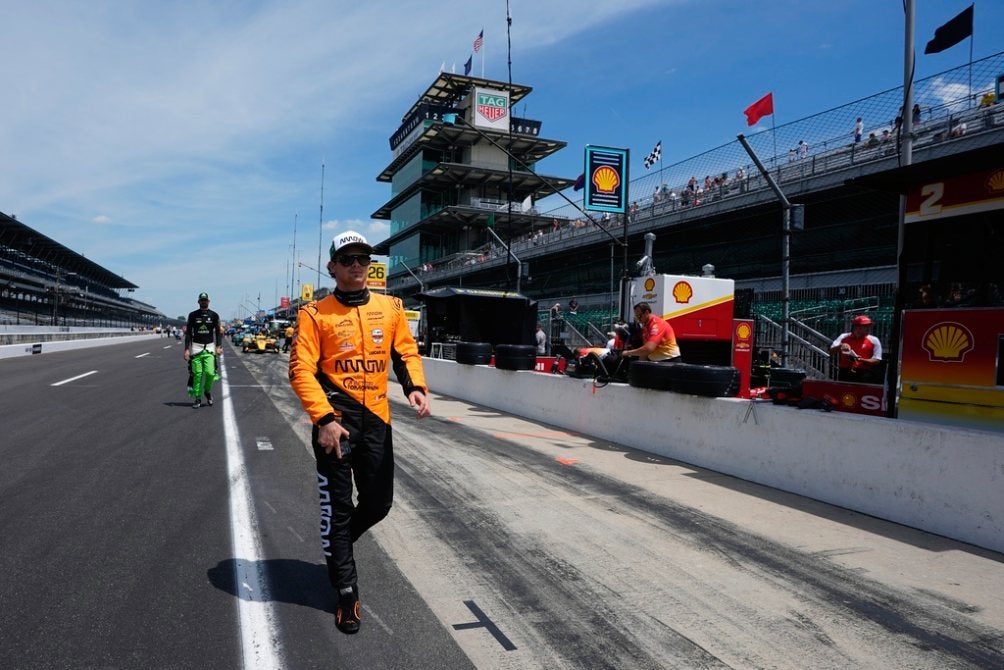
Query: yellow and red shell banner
901 308 1002 387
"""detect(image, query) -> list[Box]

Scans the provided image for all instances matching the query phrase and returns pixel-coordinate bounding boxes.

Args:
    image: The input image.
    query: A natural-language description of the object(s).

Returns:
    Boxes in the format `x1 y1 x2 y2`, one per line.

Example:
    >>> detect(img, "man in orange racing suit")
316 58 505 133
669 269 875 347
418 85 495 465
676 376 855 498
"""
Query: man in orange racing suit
289 230 431 635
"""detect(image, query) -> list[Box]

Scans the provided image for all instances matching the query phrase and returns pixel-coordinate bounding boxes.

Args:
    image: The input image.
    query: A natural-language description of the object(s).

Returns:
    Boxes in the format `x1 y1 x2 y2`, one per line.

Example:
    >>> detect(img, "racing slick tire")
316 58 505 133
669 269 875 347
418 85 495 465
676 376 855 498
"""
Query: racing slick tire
668 363 741 397
629 361 740 396
455 341 493 365
494 344 536 371
627 360 675 391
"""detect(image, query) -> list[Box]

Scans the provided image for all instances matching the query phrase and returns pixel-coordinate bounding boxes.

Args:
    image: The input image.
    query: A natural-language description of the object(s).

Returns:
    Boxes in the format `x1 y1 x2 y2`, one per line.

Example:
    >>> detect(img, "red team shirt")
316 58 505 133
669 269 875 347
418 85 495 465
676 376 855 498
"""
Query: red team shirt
643 314 681 360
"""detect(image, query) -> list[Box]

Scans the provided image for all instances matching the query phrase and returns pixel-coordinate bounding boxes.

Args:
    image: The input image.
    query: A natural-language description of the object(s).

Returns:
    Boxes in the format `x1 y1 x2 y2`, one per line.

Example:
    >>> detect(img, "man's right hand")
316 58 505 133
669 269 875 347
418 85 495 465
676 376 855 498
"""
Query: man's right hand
318 421 351 458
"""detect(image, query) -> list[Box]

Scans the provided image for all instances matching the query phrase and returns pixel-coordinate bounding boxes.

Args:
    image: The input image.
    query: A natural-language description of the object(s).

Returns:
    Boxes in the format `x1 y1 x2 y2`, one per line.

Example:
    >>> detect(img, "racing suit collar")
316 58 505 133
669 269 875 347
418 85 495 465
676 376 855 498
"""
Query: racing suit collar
334 287 371 307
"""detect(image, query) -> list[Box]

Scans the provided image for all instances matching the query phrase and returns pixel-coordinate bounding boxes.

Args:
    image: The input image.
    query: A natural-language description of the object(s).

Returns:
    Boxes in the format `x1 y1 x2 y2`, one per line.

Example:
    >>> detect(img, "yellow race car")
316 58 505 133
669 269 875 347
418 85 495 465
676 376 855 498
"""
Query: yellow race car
242 331 280 354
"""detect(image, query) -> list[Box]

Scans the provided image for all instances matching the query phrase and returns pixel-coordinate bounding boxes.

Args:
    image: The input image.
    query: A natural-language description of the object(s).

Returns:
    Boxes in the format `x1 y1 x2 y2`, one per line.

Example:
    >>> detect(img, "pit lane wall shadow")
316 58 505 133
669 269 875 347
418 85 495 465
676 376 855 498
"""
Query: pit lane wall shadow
416 358 1004 555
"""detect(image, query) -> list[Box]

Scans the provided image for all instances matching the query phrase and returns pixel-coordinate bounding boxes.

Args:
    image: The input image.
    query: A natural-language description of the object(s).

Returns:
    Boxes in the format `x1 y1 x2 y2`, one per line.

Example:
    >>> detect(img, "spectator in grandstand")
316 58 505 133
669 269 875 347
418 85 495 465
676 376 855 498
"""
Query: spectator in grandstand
853 117 864 143
788 148 797 163
866 132 880 147
912 104 922 125
829 315 882 383
949 120 967 138
622 302 682 362
567 299 579 316
550 302 563 319
798 140 808 159
979 91 996 107
735 166 747 193
535 322 547 355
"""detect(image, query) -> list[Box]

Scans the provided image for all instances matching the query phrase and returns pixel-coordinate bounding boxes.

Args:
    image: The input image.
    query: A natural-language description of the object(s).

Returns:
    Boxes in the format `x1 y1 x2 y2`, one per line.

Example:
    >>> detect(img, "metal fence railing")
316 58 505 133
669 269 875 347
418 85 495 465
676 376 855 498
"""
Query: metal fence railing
542 51 1004 223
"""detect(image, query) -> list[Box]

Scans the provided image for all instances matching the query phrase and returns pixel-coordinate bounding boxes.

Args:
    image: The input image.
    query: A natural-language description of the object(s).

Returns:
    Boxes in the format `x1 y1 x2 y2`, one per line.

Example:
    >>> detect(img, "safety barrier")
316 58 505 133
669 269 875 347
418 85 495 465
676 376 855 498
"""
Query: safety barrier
413 358 1004 554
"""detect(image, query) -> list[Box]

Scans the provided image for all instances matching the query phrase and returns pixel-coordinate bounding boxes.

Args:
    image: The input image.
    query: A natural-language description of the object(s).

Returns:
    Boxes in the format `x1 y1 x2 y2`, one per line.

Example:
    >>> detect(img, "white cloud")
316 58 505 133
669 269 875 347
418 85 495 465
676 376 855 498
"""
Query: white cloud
0 0 693 319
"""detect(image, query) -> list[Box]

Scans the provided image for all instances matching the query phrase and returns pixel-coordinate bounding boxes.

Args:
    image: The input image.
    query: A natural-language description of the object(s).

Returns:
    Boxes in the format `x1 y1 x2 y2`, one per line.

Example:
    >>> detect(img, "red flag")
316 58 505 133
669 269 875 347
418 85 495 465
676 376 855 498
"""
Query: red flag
744 92 774 126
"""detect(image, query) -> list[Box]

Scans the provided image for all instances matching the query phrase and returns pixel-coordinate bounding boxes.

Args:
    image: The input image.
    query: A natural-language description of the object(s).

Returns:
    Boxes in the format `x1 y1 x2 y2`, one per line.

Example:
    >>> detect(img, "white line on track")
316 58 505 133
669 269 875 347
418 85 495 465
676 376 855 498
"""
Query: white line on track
51 370 98 386
135 352 150 358
219 362 285 669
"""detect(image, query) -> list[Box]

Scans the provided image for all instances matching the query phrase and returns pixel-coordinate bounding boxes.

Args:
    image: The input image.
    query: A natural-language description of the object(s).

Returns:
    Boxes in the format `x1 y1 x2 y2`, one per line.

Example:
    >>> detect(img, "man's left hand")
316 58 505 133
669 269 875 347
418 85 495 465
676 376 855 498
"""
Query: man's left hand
408 390 431 419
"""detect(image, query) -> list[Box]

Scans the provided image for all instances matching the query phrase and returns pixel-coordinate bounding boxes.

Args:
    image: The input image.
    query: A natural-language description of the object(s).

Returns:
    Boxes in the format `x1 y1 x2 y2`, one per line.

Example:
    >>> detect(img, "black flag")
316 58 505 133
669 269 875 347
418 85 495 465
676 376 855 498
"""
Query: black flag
924 4 974 55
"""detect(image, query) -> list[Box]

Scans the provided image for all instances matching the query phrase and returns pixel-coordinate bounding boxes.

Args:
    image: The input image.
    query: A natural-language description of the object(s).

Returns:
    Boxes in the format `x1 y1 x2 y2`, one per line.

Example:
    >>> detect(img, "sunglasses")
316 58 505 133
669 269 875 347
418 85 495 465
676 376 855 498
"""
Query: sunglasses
335 254 372 267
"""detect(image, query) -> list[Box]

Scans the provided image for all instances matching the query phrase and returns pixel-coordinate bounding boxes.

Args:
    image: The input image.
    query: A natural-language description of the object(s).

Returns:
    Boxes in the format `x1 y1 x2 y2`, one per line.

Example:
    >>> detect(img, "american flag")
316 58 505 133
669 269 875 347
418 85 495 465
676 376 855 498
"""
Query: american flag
643 140 662 169
473 30 484 53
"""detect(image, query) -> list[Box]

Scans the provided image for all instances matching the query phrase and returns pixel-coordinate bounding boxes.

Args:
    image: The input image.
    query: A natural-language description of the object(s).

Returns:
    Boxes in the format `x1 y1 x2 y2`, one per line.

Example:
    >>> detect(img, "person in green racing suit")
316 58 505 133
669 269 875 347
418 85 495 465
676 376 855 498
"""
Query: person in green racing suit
184 292 223 408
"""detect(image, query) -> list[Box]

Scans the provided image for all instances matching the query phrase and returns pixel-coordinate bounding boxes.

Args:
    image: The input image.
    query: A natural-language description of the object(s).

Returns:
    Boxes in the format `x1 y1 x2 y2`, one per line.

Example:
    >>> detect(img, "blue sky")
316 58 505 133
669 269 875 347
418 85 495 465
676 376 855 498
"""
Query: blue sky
2 0 1001 321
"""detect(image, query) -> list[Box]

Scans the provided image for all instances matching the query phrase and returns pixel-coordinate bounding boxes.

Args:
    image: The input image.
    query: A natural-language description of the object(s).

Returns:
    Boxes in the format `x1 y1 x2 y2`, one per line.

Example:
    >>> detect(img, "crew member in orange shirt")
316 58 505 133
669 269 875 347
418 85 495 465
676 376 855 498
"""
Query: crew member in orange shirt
622 302 682 362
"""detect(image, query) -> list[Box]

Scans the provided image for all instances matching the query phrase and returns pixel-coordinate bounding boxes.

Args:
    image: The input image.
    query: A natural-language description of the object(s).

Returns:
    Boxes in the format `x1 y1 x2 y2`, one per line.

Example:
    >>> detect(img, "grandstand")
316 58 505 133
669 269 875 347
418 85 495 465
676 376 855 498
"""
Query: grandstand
369 52 1004 377
0 211 167 328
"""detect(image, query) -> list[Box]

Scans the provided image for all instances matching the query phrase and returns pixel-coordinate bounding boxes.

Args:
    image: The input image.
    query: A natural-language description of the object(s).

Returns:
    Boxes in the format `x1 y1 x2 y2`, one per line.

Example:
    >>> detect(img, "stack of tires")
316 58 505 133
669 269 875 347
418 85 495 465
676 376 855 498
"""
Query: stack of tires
454 342 536 371
628 362 740 397
494 344 536 371
455 342 492 365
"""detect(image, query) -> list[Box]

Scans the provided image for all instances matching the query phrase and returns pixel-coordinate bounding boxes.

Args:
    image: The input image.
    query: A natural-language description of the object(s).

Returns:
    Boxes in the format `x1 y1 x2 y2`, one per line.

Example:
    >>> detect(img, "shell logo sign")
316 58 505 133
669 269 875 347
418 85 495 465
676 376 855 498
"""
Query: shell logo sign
672 281 693 304
734 321 752 352
592 165 620 194
644 278 656 291
986 169 1004 193
922 322 974 362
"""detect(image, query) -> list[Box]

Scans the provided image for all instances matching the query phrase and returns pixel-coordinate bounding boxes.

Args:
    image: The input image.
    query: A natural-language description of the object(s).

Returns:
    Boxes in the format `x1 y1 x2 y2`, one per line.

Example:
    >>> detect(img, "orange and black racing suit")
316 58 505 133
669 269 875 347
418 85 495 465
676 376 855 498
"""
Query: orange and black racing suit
288 290 426 591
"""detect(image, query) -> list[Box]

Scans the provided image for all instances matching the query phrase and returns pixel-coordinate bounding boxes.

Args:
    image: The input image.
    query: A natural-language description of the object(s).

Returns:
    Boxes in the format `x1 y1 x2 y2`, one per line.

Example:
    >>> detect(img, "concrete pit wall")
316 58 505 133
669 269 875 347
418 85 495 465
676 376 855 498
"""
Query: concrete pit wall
419 358 1004 554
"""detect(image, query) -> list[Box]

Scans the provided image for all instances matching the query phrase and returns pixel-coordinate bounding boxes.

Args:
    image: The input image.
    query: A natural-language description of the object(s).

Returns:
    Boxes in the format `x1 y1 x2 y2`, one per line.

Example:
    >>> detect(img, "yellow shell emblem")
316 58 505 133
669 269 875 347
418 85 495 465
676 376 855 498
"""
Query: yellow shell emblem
841 393 857 408
672 281 693 304
736 323 752 340
644 277 656 291
986 169 1004 193
922 322 974 362
592 165 620 193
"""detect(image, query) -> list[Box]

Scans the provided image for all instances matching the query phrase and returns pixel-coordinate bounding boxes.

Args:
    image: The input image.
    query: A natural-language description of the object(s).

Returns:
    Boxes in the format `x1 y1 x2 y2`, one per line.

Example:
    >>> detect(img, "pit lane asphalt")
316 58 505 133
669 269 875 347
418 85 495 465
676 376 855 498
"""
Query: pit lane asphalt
0 338 471 670
2 336 1002 669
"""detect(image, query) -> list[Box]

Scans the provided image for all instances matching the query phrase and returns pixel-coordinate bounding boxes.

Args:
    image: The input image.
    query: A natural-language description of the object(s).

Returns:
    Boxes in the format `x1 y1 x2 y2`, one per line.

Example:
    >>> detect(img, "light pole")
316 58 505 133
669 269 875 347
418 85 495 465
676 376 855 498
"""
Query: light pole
737 134 800 367
51 270 78 326
51 269 60 326
484 225 522 294
399 260 425 294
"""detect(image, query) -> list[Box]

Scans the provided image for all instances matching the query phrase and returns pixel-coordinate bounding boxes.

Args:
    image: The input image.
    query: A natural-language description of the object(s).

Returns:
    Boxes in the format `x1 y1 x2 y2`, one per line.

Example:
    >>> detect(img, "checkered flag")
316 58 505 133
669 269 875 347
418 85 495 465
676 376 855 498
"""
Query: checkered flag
643 140 662 169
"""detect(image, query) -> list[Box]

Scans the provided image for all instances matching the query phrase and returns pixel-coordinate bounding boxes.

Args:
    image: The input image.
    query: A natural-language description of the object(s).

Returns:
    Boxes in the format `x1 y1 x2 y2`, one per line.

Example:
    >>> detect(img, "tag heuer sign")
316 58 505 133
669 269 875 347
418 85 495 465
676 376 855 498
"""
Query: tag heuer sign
473 88 510 130
477 92 508 122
